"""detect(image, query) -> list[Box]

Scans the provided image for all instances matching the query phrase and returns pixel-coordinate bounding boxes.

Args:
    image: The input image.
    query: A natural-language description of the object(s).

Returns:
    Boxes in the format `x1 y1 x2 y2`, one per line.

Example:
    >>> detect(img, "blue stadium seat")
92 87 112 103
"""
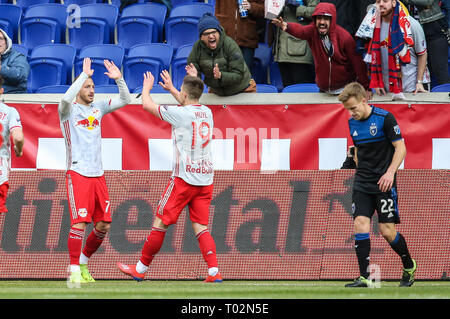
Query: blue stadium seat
68 4 118 52
165 4 214 51
251 43 272 84
256 84 278 93
20 4 68 50
94 85 119 93
0 4 22 43
430 83 450 92
35 85 70 93
123 43 173 92
27 44 76 92
171 44 193 90
117 3 167 51
75 44 125 86
269 60 283 92
64 0 101 5
134 84 169 94
16 0 52 8
282 83 320 93
12 44 28 57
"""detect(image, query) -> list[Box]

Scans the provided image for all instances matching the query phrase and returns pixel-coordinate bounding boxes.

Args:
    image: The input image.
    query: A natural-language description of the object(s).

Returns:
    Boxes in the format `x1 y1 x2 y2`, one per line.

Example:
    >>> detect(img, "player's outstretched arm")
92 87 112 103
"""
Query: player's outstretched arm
142 71 161 119
104 60 131 111
159 70 184 104
11 127 24 157
59 58 92 115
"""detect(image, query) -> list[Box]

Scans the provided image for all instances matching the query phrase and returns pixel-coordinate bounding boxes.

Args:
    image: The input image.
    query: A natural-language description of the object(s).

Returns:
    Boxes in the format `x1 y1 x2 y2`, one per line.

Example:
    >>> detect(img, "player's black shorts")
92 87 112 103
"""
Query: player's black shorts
352 188 400 224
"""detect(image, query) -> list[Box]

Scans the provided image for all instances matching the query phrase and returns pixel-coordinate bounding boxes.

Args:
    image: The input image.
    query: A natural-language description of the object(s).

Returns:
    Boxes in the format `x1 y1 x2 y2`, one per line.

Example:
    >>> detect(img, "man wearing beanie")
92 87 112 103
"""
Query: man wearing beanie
186 13 256 96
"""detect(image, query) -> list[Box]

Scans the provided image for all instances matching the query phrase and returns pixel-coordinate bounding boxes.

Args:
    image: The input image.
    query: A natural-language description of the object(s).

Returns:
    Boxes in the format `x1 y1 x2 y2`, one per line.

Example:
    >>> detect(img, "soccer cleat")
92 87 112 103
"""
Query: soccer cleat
345 276 373 288
69 270 88 284
80 264 95 282
399 259 417 287
204 273 223 283
116 262 145 282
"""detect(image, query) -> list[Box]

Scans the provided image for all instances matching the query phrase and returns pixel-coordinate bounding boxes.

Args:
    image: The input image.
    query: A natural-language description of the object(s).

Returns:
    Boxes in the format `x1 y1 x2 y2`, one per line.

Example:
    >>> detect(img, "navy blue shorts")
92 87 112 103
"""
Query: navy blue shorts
352 188 400 224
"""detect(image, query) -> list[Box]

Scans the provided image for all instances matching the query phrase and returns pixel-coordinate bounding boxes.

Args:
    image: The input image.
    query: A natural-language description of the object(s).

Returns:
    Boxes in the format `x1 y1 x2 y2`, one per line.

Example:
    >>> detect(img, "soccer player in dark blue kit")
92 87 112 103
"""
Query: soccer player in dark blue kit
338 82 417 288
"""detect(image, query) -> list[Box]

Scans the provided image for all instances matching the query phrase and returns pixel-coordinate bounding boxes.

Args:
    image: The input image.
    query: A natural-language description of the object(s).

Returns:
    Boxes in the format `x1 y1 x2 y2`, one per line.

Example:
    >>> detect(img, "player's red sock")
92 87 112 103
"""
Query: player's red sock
139 227 166 266
196 229 218 269
68 227 84 265
82 227 106 259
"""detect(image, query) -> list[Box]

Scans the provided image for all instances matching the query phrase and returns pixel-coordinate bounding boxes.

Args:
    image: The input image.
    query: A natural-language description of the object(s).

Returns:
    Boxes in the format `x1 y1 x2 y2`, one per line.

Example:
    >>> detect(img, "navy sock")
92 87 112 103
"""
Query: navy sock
390 232 414 269
355 233 371 278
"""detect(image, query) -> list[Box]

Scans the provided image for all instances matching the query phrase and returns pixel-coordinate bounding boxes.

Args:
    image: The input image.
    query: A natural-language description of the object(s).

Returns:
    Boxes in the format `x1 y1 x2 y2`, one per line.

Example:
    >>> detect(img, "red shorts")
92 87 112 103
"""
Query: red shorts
65 170 111 226
0 182 9 214
157 177 213 226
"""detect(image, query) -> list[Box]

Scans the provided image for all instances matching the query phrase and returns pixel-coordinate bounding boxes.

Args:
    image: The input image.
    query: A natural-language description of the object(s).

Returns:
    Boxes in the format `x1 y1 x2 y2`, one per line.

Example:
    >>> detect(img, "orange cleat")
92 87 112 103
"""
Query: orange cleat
204 273 223 283
116 262 145 282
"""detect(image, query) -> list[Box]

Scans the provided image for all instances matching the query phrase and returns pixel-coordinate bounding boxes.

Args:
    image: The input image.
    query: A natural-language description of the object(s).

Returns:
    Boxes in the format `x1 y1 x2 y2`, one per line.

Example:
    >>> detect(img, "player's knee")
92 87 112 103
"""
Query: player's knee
95 221 111 233
379 224 396 242
353 216 370 233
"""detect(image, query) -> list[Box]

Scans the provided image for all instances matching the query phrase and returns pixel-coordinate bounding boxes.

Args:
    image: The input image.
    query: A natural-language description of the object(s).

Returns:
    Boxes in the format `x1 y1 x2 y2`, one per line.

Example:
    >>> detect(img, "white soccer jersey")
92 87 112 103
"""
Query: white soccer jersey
0 103 22 184
58 73 131 177
158 104 214 186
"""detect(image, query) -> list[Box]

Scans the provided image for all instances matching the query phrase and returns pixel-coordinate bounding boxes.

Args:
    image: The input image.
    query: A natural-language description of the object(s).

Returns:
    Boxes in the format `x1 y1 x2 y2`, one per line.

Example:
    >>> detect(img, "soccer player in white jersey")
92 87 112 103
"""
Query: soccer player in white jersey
0 75 24 214
117 70 222 283
59 58 131 283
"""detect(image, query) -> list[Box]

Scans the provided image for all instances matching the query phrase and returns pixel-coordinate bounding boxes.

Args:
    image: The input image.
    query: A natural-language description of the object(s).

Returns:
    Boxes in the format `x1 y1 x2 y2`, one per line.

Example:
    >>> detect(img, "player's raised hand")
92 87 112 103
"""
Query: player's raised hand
104 60 122 80
142 71 155 92
82 57 94 77
185 63 198 77
159 69 174 91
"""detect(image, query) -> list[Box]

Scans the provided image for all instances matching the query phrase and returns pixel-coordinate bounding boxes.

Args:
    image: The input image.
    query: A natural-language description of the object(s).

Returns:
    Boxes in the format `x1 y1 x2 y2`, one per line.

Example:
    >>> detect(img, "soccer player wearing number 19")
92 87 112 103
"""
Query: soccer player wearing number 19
338 82 417 288
117 71 222 282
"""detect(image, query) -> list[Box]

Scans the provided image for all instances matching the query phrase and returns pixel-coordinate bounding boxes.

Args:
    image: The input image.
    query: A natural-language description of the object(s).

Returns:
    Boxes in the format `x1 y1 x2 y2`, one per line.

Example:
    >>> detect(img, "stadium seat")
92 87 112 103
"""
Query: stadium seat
20 4 68 50
268 60 283 92
123 43 173 92
256 84 278 93
282 83 320 93
430 83 450 92
133 84 169 94
94 85 119 93
251 43 272 84
15 0 52 8
35 85 70 93
171 44 193 90
12 44 28 57
165 3 214 51
64 0 101 5
0 4 21 44
68 4 118 52
75 44 125 86
117 3 167 51
27 44 76 93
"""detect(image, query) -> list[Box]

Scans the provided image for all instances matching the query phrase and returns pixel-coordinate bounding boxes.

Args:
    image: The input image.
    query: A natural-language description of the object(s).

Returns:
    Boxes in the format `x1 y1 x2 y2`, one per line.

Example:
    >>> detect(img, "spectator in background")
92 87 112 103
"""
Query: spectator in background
186 13 256 96
271 2 371 97
0 29 29 94
320 0 374 36
364 0 429 97
268 0 319 87
215 0 265 70
401 0 450 86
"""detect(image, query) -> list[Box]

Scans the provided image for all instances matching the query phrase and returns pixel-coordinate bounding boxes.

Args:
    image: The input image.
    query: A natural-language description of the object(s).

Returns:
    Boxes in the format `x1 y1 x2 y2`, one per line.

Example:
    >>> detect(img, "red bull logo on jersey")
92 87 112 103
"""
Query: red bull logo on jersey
75 116 99 130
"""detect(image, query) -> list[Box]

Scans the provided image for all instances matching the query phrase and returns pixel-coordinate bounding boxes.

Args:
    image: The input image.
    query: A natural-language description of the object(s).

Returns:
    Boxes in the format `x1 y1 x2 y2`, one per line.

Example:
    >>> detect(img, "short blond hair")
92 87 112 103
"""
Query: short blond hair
338 82 366 103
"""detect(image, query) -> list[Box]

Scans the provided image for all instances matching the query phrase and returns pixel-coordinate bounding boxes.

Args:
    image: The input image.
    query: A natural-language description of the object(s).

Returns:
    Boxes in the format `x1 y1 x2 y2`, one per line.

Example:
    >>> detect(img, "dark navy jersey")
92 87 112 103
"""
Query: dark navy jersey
348 106 403 194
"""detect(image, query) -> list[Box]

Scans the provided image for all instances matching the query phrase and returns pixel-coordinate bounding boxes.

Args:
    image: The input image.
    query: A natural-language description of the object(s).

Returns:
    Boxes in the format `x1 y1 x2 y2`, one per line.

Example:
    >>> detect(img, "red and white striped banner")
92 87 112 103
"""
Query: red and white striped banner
9 103 450 170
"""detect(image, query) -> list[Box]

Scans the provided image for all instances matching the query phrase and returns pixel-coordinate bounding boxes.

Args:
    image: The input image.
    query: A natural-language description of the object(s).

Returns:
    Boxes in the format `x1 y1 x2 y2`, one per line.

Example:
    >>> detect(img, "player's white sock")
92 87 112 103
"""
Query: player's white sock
79 253 89 265
70 265 80 273
136 260 148 274
208 267 218 276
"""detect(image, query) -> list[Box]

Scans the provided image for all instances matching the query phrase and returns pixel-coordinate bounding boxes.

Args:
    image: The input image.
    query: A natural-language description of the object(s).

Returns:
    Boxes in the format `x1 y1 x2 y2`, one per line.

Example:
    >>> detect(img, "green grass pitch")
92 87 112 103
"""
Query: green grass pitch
0 280 448 299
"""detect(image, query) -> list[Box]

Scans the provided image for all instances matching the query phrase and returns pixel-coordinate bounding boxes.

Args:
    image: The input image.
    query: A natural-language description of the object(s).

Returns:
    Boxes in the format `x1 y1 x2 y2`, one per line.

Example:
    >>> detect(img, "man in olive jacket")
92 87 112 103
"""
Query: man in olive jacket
186 13 255 96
